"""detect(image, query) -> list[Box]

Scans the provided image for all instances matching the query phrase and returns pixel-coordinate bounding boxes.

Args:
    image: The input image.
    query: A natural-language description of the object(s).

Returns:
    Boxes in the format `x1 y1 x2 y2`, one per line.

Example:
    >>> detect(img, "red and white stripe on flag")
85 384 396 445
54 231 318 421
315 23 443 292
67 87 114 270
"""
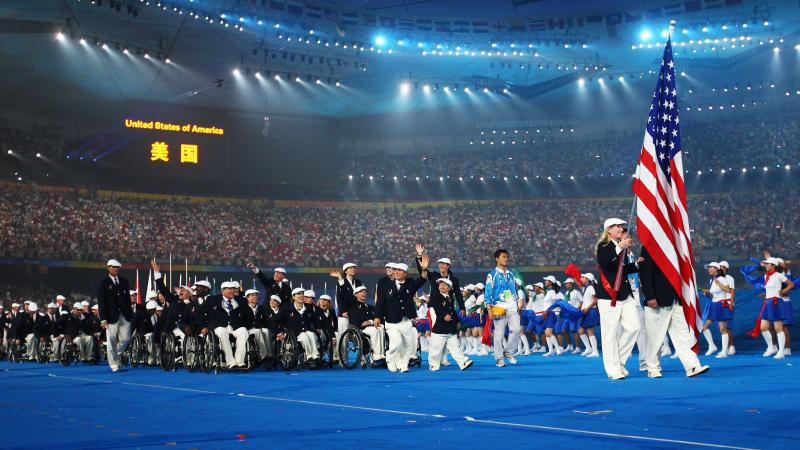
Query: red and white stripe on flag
631 39 702 352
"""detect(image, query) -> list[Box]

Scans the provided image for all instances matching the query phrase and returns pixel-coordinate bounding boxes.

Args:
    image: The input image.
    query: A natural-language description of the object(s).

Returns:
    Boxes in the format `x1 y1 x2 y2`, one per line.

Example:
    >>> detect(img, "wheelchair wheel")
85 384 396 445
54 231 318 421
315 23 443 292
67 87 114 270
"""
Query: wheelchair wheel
413 336 422 367
36 340 50 364
245 335 260 370
130 334 144 368
12 341 26 363
278 332 299 371
160 333 177 372
338 328 363 370
59 342 76 366
204 332 221 374
183 335 202 372
320 334 334 369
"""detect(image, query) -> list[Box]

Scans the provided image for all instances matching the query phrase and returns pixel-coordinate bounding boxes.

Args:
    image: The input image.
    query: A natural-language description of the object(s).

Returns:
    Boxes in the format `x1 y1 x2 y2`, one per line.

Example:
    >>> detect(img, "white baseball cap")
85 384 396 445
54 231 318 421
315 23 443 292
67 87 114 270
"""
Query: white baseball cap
244 289 259 297
437 258 452 266
384 262 395 268
304 290 316 298
465 284 475 290
564 278 575 284
129 290 138 296
81 301 90 306
146 301 158 310
269 294 282 304
763 257 781 266
106 259 122 267
319 294 332 301
533 282 544 289
342 263 357 271
437 278 453 288
603 218 627 230
56 295 66 301
524 284 534 291
394 263 409 273
543 275 557 284
28 303 38 312
274 267 287 274
220 281 237 289
195 280 212 289
291 287 305 296
47 303 57 309
91 305 99 311
719 261 730 268
581 273 596 282
353 286 367 294
706 262 720 269
474 283 484 290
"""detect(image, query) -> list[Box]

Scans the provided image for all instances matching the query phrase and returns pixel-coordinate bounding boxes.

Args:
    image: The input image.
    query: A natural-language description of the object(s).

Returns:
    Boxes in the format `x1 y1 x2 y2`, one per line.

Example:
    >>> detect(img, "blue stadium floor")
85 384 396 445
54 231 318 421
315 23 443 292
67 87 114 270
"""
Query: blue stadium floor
0 348 796 450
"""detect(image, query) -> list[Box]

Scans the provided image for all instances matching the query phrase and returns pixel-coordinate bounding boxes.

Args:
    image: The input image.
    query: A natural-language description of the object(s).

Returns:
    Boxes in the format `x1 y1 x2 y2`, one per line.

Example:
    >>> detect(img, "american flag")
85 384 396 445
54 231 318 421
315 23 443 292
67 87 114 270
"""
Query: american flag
632 38 701 351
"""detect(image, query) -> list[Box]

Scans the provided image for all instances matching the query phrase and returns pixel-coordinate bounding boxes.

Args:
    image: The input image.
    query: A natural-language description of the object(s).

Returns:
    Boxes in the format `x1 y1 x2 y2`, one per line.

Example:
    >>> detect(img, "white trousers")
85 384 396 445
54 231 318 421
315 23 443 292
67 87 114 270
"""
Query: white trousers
428 333 470 370
493 309 521 361
385 318 417 370
335 317 349 359
644 304 702 373
73 333 95 361
296 330 319 360
144 332 158 364
598 297 640 378
106 315 132 367
25 333 38 359
249 328 273 359
51 336 64 360
214 326 248 367
362 325 385 360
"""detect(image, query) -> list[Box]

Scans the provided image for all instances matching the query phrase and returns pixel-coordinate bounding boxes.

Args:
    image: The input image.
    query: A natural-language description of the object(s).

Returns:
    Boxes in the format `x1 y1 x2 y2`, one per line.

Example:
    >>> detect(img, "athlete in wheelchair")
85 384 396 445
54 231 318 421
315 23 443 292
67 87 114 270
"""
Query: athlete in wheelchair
276 288 323 370
128 300 161 367
240 289 278 369
57 304 98 365
150 260 205 371
338 285 387 369
202 281 259 373
312 293 337 368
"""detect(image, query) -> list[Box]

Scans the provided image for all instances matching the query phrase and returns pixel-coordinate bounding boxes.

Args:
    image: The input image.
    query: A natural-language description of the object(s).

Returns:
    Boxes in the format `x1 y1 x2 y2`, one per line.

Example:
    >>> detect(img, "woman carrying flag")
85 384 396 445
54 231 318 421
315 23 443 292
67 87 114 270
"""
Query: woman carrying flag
595 218 642 380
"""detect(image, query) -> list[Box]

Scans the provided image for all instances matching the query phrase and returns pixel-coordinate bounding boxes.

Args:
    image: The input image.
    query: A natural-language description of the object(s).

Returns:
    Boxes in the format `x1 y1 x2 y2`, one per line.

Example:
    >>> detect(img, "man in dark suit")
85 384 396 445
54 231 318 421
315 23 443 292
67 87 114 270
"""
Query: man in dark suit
203 281 248 368
97 258 134 372
639 246 710 378
374 256 430 373
247 262 292 309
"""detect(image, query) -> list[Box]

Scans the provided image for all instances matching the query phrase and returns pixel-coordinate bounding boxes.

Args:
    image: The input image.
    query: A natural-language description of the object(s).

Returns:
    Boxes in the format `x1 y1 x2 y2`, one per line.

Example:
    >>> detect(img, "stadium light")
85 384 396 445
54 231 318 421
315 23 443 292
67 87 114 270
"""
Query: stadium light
400 82 410 93
640 30 652 40
55 32 65 41
374 35 386 46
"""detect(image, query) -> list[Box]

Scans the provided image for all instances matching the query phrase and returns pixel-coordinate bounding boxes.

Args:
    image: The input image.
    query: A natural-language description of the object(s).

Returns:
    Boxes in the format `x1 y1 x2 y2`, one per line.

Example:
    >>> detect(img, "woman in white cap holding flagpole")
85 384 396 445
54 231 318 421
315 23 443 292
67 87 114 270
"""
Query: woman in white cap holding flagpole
595 218 642 379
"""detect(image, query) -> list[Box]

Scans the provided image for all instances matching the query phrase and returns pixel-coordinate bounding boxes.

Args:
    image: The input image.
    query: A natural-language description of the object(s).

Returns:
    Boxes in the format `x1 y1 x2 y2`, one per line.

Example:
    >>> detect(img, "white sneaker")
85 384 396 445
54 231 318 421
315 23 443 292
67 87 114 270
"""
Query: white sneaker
728 346 737 355
495 360 506 368
705 346 718 356
566 345 574 352
571 347 582 354
587 352 600 358
441 359 451 366
686 365 710 377
774 351 785 360
110 364 119 372
429 366 440 371
555 348 565 356
387 361 398 372
620 367 629 377
609 373 626 380
580 349 590 356
522 350 531 356
647 370 663 378
715 351 728 359
400 367 410 373
543 351 553 357
783 348 791 356
507 356 518 365
763 347 777 357
478 348 488 356
536 347 547 353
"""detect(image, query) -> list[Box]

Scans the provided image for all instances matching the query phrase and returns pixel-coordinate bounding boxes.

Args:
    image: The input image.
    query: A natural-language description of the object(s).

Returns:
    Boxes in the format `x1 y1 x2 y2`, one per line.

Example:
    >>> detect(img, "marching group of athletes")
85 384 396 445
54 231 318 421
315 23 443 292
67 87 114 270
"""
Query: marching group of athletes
1 218 795 378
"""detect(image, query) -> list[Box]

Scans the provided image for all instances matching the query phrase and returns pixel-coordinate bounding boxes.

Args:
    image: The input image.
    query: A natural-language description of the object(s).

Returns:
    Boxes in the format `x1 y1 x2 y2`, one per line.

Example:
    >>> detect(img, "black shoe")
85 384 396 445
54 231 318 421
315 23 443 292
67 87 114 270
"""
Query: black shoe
371 359 386 368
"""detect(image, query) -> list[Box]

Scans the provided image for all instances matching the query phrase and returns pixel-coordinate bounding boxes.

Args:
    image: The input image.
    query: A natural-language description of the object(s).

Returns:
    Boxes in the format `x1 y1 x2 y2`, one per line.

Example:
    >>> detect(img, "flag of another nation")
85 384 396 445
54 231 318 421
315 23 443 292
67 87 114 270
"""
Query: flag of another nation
632 38 702 351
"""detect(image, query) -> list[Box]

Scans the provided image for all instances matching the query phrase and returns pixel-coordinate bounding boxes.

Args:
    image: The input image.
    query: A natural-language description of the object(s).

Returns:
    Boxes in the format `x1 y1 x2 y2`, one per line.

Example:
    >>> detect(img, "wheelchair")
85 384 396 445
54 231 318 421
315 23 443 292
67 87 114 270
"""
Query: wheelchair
129 333 152 368
159 332 180 372
338 326 374 369
8 339 28 363
59 338 80 366
35 338 53 364
202 330 259 374
276 330 331 371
